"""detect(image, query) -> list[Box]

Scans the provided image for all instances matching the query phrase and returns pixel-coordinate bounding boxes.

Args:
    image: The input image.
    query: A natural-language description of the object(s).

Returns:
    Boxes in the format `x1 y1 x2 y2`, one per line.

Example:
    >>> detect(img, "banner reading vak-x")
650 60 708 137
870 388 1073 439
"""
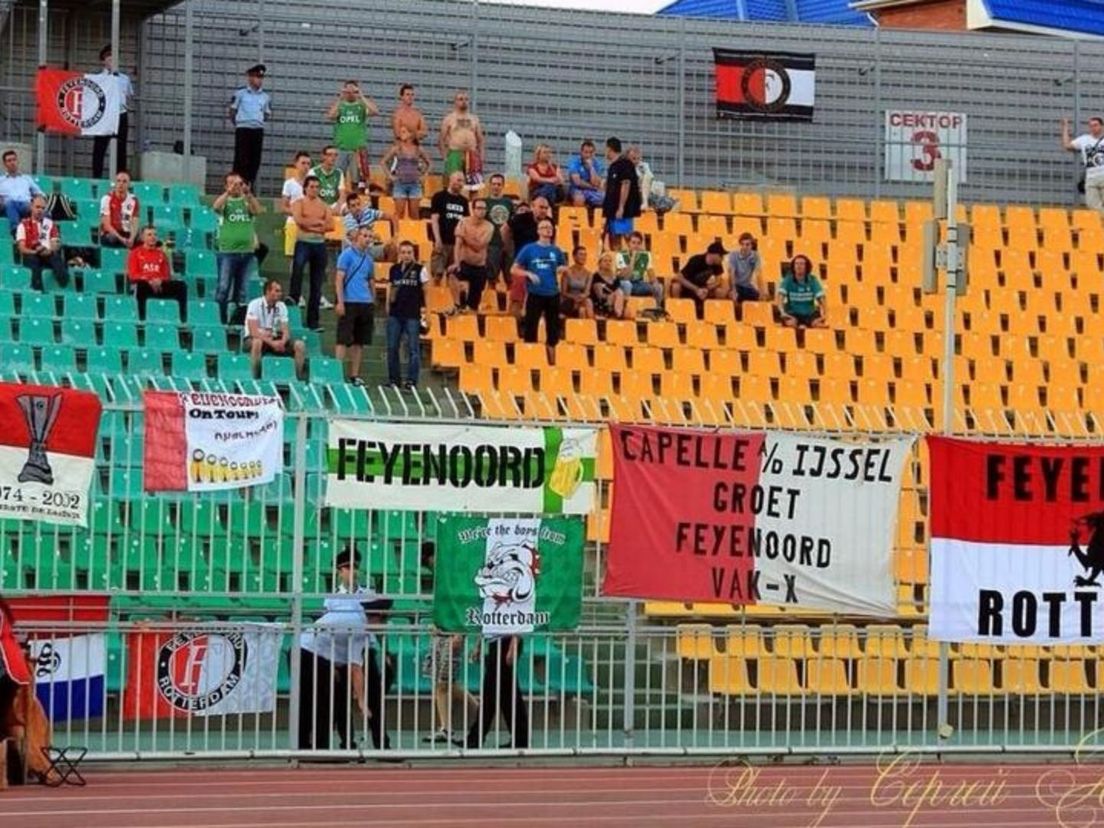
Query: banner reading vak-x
0 382 101 526
325 422 597 514
433 516 584 635
603 426 911 616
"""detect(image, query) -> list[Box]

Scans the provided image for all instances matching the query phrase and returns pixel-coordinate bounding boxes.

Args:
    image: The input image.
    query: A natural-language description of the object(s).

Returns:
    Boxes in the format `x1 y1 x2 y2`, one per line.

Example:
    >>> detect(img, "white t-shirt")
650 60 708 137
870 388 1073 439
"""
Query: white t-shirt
1074 134 1104 182
282 177 304 225
244 297 289 340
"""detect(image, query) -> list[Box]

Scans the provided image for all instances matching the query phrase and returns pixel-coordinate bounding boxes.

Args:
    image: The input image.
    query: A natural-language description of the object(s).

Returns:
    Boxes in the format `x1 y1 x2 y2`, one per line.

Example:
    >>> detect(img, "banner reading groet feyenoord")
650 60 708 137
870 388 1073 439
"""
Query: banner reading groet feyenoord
433 516 584 635
0 382 101 526
603 426 912 616
143 391 283 492
929 437 1104 644
325 422 598 514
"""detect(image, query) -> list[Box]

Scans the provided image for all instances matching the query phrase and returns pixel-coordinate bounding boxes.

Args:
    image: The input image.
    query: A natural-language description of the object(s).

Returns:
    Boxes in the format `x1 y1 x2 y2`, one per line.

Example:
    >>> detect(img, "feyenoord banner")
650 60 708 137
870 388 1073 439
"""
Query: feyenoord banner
0 383 101 526
884 110 968 183
122 626 281 719
714 49 816 122
35 68 122 137
143 391 284 492
325 422 598 514
603 426 911 616
929 437 1104 644
433 516 584 635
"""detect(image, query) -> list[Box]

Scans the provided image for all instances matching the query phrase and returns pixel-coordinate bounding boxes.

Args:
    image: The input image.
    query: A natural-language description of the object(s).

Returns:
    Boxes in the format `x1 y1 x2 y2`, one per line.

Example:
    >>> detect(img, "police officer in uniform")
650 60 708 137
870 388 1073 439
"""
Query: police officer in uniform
229 64 271 193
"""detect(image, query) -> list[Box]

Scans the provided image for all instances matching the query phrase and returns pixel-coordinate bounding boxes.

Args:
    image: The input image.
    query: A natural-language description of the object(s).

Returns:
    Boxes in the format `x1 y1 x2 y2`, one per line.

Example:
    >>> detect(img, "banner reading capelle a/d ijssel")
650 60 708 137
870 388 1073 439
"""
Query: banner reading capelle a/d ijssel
603 426 912 617
929 437 1104 644
433 516 584 635
0 382 101 526
143 391 283 492
325 422 597 514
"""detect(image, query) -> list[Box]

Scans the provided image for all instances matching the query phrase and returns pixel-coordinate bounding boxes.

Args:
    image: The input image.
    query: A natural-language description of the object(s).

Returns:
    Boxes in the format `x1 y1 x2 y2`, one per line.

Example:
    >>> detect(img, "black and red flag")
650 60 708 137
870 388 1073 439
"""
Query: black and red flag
713 49 816 122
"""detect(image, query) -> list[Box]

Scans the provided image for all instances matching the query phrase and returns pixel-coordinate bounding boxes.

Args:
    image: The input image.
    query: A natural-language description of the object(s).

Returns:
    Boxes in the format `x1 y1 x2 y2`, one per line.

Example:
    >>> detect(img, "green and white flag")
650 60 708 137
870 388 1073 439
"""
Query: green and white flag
433 516 584 635
325 422 598 514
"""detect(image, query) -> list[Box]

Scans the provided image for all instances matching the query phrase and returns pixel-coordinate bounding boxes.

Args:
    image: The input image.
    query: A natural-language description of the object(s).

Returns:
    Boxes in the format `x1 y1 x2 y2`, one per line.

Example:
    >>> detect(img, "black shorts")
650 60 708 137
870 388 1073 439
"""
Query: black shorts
457 261 488 282
336 302 375 346
790 311 822 327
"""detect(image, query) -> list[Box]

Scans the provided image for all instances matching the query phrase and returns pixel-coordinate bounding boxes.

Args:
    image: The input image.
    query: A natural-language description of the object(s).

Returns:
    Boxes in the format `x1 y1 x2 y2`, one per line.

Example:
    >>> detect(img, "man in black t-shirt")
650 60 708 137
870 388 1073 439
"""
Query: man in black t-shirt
387 240 429 389
673 241 728 316
430 170 470 281
602 136 641 250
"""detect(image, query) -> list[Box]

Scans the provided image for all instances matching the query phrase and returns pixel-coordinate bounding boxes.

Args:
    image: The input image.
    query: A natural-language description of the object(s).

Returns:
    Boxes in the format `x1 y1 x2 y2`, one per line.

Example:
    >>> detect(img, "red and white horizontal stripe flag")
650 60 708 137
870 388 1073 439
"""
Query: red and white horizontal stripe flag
929 437 1104 644
602 425 910 616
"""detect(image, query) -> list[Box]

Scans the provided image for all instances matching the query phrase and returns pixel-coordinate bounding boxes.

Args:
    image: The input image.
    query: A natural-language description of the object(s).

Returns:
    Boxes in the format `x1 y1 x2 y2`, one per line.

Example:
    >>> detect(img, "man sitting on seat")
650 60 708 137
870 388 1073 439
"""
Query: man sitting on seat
244 278 306 379
16 195 69 291
672 240 727 315
0 150 43 235
127 226 187 320
99 170 140 248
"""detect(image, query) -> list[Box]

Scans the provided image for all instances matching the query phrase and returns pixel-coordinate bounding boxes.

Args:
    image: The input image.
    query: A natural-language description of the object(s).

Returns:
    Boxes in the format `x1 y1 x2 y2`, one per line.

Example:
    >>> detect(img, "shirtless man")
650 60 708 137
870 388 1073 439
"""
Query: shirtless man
289 176 334 331
391 83 429 142
450 198 494 315
439 90 484 182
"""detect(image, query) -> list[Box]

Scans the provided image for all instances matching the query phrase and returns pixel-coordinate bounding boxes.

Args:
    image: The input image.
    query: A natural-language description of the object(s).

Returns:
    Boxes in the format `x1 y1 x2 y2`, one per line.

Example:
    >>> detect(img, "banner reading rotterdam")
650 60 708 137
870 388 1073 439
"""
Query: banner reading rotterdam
603 426 911 616
0 382 101 526
929 437 1104 644
325 422 597 514
433 516 584 635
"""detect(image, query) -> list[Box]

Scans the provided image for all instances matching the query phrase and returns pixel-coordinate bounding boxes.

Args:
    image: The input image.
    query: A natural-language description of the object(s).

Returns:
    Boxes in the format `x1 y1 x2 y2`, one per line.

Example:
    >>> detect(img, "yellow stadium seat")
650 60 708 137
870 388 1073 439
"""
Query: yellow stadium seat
708 654 753 695
835 198 867 222
1002 659 1043 693
646 321 681 349
604 319 639 347
806 658 853 695
784 351 818 379
864 625 909 658
819 624 862 658
632 346 666 373
733 192 764 216
498 366 535 395
620 370 656 399
758 657 804 695
673 347 707 375
739 374 773 403
484 315 518 342
665 298 698 325
725 625 765 657
1049 660 1092 693
772 624 812 657
801 195 831 219
686 324 720 350
459 363 494 395
699 190 732 214
700 373 735 402
858 658 903 695
668 189 698 212
554 342 590 372
777 376 810 405
766 192 798 217
431 337 464 369
704 300 735 326
664 211 693 237
660 372 695 400
563 317 598 345
952 660 994 694
802 327 836 355
579 370 615 398
593 343 628 372
747 350 782 377
425 285 453 313
904 659 940 695
447 313 479 341
698 214 729 239
818 376 852 406
725 323 758 352
763 324 798 354
606 394 647 423
514 342 550 370
676 624 716 660
472 340 508 367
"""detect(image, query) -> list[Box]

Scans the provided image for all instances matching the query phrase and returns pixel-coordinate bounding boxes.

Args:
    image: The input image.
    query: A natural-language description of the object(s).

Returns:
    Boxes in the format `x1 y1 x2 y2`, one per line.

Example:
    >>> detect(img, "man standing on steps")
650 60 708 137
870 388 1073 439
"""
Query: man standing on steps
391 83 428 142
311 145 346 210
327 81 378 188
334 226 376 386
229 64 271 193
213 172 263 323
439 91 484 189
387 240 428 390
91 44 134 180
429 171 469 283
451 198 494 315
289 176 333 332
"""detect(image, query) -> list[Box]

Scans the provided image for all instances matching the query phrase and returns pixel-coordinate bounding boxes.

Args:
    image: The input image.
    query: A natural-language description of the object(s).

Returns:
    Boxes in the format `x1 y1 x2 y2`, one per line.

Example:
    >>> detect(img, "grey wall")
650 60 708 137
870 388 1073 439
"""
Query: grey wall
3 0 1101 207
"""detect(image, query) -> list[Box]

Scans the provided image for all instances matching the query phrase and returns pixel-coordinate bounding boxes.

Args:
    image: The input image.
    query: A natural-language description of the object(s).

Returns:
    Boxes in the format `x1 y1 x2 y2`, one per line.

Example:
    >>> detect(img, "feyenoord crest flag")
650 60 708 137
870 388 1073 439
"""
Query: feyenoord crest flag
433 516 584 635
929 437 1104 644
603 426 910 616
143 390 284 492
35 68 122 137
714 49 816 121
123 626 281 719
0 383 101 526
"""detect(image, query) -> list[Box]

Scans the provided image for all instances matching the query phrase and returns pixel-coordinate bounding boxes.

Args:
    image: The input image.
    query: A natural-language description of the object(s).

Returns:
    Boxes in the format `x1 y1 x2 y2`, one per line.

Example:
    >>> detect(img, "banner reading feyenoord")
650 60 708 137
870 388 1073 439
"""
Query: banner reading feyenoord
603 426 911 616
929 437 1104 644
35 68 122 136
884 110 968 183
325 422 597 514
0 383 101 526
123 625 281 719
433 516 584 635
714 49 816 121
143 391 283 492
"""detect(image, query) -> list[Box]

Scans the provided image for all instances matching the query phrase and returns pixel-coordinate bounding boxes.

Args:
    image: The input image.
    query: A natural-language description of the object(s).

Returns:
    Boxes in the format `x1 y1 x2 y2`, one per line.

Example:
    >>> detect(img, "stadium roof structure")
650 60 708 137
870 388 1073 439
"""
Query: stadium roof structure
656 0 871 26
850 0 1104 38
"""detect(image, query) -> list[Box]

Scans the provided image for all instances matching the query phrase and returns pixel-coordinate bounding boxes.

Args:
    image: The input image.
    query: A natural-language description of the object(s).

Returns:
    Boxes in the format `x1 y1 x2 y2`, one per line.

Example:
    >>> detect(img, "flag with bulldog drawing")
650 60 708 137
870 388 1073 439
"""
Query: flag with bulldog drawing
433 516 584 635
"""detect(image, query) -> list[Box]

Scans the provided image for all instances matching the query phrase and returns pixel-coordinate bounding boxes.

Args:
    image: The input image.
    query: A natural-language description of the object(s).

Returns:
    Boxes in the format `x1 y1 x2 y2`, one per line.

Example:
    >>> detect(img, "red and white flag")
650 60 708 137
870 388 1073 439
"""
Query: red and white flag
602 425 910 616
714 50 816 122
929 437 1104 644
0 383 101 526
35 68 122 137
143 391 283 492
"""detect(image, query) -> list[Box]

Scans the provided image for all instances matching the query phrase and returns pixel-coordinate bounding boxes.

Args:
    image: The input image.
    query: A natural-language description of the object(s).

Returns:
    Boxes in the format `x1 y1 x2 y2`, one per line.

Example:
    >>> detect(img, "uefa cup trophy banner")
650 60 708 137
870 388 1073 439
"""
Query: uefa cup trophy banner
17 393 63 485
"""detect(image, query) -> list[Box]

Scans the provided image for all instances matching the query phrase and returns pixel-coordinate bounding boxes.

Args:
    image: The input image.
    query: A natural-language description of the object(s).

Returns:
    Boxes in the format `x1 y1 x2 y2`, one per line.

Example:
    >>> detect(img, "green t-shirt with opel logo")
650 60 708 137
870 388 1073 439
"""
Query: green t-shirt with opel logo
333 100 368 151
216 196 255 253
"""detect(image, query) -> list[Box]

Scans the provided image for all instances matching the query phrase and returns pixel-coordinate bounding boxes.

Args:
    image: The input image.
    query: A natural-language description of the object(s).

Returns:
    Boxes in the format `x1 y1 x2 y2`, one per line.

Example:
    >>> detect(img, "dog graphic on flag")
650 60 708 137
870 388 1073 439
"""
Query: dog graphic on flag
1069 513 1104 587
475 542 541 612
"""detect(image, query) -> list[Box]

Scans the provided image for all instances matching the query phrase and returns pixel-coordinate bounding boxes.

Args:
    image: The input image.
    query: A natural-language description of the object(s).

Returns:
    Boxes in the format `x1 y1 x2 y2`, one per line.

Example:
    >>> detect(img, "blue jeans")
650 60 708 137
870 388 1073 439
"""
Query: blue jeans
386 316 421 386
290 241 327 330
620 279 664 306
3 199 29 234
216 251 254 312
531 182 561 204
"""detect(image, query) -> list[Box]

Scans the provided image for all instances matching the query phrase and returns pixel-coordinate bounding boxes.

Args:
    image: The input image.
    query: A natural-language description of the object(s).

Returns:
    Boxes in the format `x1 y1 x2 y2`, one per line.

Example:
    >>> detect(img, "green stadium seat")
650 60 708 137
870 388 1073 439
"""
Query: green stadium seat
189 207 219 235
103 295 139 322
144 322 180 349
128 348 164 378
261 358 298 385
0 343 34 372
185 249 216 278
103 322 139 349
60 317 95 346
171 350 207 380
22 293 56 318
145 298 181 324
73 198 101 224
99 246 128 276
63 293 99 319
60 177 97 200
217 353 254 382
151 205 184 232
0 234 11 262
192 325 228 353
40 345 76 374
80 269 116 294
33 176 58 194
133 181 165 205
1 265 33 291
188 299 221 327
168 184 201 207
18 318 55 346
0 290 14 317
309 357 344 384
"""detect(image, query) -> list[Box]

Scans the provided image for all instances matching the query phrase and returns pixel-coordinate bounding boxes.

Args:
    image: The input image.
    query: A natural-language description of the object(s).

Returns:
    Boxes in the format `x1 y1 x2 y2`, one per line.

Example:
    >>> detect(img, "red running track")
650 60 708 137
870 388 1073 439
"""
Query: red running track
1 761 1097 827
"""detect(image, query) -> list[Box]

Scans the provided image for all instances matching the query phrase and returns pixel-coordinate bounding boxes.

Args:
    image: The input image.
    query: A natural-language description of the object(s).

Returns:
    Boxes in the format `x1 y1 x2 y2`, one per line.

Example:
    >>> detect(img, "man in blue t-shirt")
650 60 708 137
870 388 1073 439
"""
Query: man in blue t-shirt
387 240 429 389
566 139 606 207
335 226 376 384
512 217 567 360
